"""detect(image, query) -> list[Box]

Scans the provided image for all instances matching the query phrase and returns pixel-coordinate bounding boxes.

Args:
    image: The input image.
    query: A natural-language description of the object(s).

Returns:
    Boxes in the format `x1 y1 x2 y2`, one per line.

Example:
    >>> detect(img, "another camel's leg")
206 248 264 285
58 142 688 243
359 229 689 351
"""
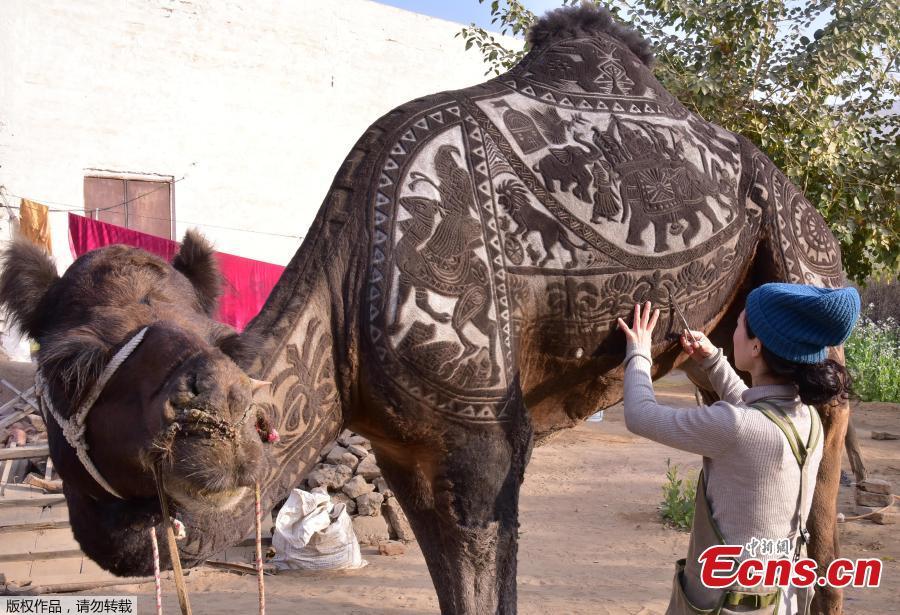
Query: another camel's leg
376 385 532 614
808 345 849 615
844 418 867 483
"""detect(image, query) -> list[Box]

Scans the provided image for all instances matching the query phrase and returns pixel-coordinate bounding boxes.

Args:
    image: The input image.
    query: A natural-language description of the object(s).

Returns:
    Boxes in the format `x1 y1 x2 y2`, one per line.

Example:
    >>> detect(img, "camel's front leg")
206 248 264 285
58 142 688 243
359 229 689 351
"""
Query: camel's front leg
808 345 850 615
375 390 532 614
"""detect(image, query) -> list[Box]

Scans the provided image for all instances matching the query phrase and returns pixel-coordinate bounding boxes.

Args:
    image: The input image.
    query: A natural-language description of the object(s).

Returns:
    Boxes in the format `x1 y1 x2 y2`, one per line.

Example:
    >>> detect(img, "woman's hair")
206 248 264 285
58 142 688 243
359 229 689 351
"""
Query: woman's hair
745 317 852 407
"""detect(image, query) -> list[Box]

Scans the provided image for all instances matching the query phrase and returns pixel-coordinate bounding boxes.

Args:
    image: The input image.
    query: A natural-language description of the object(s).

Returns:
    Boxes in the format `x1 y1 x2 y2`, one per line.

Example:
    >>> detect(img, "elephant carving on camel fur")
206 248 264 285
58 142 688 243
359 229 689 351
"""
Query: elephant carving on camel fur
0 6 851 614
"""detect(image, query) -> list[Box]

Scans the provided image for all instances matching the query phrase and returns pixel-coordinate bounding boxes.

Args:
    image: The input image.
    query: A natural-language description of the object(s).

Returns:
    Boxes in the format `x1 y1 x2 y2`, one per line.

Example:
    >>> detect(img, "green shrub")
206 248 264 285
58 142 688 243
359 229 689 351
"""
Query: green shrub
845 314 900 403
660 459 697 531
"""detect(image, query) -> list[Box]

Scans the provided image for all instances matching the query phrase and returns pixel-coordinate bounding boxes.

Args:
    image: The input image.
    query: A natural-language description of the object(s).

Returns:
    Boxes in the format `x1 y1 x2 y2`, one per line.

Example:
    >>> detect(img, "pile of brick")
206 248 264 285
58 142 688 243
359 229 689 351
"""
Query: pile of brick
299 430 414 551
855 478 897 525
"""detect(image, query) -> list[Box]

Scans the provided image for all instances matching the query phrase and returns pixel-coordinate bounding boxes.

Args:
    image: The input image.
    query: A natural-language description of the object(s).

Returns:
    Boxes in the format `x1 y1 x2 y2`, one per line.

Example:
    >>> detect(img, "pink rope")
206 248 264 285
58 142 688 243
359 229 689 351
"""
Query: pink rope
150 526 163 615
255 482 266 615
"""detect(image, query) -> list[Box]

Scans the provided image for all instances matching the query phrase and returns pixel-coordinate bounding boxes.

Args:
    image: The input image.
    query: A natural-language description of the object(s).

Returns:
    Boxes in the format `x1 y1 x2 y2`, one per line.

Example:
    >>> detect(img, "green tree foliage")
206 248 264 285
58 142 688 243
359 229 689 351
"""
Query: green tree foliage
457 1 899 281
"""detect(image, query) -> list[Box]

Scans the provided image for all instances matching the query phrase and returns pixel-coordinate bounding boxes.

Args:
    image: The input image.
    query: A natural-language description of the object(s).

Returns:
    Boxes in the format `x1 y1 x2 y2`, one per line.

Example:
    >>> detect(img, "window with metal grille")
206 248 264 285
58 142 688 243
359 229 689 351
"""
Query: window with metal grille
83 175 174 239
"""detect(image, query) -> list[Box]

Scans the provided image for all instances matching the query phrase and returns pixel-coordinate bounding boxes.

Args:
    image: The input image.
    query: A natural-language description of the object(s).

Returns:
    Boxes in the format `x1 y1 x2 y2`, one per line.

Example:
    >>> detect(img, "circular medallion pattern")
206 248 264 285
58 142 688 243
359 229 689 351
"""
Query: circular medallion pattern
787 187 840 272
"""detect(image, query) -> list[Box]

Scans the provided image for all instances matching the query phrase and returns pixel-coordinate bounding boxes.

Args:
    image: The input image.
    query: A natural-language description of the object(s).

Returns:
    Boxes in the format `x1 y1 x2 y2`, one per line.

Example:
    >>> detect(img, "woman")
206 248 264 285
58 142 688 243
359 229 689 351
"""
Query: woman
617 283 860 615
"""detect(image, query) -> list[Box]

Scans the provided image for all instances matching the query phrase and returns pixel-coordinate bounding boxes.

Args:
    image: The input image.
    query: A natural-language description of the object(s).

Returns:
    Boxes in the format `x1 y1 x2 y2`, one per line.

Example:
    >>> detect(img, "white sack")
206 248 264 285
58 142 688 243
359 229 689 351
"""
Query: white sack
271 488 366 570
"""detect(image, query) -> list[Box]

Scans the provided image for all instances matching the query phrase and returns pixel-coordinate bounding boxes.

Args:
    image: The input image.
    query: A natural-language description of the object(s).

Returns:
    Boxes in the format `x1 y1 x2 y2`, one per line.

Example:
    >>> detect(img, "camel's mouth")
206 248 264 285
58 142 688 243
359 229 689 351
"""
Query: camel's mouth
164 475 250 514
138 346 271 506
148 431 264 510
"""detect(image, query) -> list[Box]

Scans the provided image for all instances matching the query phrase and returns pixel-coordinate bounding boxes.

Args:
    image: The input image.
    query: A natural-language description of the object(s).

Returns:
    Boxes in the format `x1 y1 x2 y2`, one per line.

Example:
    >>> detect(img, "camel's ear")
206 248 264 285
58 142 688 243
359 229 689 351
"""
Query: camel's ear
172 229 223 315
0 239 60 338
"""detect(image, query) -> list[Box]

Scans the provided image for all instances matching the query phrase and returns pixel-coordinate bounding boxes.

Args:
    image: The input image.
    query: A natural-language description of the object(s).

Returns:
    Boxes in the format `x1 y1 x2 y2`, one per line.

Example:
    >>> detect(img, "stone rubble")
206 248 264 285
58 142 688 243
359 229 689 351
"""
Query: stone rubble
298 429 415 549
342 475 374 499
854 477 897 522
378 540 406 556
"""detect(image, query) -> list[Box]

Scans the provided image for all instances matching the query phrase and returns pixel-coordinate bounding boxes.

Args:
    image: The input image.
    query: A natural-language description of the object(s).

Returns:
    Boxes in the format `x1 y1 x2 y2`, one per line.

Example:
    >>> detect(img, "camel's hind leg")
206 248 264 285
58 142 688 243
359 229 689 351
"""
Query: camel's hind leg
374 382 532 615
806 345 850 615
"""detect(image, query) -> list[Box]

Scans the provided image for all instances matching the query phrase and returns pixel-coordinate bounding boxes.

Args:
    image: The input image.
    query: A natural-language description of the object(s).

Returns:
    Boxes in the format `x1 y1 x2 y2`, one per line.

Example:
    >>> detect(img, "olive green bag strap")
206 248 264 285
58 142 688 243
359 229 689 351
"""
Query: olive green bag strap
723 591 780 609
751 401 807 466
752 400 822 464
751 400 822 565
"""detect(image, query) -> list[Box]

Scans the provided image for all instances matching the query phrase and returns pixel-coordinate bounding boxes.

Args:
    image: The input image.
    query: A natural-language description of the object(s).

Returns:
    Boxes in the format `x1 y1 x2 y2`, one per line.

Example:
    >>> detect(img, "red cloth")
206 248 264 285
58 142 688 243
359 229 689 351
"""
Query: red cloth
69 213 284 331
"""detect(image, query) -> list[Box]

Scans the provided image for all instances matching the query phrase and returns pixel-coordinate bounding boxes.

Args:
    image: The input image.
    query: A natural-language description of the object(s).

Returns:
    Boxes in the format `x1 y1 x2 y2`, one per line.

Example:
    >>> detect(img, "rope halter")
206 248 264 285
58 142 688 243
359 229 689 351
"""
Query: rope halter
36 325 270 615
35 326 150 499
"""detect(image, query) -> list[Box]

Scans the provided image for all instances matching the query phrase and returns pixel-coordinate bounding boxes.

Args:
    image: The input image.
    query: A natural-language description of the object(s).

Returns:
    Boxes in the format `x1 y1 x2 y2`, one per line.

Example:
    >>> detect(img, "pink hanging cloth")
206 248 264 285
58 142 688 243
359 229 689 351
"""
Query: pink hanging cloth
68 213 284 331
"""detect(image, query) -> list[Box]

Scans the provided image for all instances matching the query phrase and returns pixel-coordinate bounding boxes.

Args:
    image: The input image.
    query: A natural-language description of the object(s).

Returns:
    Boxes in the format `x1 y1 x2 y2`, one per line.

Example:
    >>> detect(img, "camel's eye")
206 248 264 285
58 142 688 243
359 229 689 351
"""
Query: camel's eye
140 295 151 306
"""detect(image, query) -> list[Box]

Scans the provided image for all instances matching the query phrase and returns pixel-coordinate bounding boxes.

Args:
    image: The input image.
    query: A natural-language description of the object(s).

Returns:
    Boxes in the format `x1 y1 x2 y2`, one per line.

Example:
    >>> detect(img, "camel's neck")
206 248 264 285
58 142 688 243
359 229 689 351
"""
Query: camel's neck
244 255 344 507
242 169 367 508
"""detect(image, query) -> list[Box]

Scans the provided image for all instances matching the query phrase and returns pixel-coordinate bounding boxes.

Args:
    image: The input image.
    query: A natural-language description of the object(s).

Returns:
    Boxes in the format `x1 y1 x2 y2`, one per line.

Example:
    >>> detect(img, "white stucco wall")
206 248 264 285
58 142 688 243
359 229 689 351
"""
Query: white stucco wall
0 0 521 269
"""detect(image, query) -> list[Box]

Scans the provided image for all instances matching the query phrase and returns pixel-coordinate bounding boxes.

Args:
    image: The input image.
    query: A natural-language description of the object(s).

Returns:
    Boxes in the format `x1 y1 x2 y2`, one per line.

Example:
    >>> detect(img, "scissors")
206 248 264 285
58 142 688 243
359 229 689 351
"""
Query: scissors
668 292 698 343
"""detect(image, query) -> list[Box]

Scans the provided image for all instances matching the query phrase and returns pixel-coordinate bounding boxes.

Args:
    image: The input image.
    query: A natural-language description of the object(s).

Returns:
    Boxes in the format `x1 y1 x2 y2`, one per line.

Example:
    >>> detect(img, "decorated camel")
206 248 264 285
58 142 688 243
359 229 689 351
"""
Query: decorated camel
0 6 850 614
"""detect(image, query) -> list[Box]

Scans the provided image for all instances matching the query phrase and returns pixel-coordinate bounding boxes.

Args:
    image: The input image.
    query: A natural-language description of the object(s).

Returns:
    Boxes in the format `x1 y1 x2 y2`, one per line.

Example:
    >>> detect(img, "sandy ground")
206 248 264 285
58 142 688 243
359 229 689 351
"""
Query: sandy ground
89 373 898 613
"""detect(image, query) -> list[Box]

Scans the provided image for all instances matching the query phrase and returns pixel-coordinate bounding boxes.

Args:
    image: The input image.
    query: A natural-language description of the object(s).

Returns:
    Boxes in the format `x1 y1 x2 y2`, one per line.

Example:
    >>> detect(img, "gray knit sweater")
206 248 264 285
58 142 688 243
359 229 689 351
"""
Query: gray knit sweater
623 346 823 612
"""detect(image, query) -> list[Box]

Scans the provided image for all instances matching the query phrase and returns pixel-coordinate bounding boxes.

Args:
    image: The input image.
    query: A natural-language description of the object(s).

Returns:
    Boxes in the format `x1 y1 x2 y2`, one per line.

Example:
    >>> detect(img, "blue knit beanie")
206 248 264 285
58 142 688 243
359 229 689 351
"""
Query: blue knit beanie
745 283 861 364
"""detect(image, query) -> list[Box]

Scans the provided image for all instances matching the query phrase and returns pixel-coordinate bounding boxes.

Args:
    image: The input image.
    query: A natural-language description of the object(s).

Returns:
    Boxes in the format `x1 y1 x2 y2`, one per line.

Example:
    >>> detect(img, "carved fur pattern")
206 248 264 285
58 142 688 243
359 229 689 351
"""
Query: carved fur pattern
746 144 843 287
365 84 759 421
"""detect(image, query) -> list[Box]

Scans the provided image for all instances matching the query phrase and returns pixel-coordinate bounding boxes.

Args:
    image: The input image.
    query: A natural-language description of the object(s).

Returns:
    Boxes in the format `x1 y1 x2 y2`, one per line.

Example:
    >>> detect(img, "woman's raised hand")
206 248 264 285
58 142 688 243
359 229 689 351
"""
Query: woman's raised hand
617 301 660 354
681 330 717 360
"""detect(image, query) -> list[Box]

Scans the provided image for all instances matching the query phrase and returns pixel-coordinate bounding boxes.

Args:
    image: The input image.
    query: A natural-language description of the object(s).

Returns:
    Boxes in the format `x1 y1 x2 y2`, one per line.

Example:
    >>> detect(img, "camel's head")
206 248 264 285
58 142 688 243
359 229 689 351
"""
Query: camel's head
0 232 273 572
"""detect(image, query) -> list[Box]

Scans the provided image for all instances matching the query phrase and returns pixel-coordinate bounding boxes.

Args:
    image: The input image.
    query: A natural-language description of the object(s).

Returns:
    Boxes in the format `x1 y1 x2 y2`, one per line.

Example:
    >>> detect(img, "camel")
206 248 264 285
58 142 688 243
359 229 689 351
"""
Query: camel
0 6 850 614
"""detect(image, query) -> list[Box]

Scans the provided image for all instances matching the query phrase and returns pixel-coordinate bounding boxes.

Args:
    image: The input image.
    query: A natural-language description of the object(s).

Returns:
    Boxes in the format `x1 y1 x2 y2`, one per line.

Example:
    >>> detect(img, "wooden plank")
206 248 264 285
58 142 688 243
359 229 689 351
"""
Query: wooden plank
34 528 80 553
0 528 80 562
0 461 30 497
0 394 25 415
0 444 14 488
0 409 31 431
0 521 69 535
0 381 38 413
28 556 84 580
0 495 66 509
0 484 45 498
204 560 277 575
0 443 28 498
5 575 155 596
0 529 37 558
0 445 49 461
22 473 62 493
0 559 33 581
0 503 68 528
0 549 83 564
78 557 108 577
